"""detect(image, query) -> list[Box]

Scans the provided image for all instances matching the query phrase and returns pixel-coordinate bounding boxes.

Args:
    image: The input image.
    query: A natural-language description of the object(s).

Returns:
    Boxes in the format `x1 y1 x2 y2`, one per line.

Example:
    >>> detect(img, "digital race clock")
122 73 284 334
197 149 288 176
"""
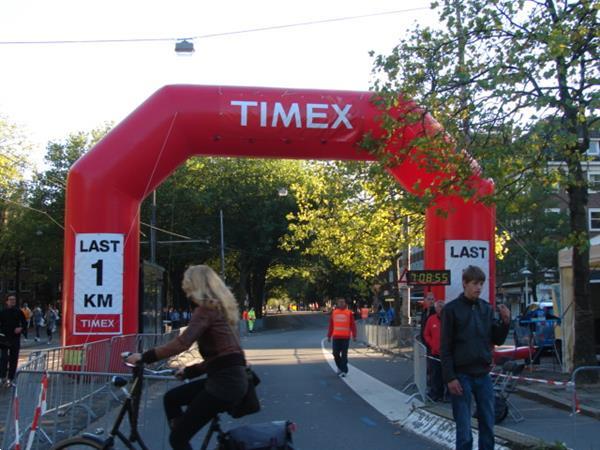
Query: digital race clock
406 270 451 286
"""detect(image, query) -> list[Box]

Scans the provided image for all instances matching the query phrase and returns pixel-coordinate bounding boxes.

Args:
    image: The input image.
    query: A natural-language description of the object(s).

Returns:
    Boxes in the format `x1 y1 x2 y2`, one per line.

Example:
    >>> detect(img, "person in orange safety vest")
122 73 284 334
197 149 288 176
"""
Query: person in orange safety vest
327 298 357 377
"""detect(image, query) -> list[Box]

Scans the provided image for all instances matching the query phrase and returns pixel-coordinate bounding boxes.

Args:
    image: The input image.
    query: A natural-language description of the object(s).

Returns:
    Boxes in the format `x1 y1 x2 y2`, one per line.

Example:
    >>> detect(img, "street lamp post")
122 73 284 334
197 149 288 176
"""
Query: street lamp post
520 267 533 306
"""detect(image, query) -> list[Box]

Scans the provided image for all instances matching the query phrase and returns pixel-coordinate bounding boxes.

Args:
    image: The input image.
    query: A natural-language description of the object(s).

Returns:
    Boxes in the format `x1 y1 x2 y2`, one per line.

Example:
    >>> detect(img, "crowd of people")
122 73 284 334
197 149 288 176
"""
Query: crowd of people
162 307 193 330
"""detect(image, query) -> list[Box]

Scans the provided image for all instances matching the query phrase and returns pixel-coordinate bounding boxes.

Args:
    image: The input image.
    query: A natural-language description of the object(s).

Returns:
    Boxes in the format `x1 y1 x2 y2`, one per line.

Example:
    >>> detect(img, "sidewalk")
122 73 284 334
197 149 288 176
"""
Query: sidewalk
511 363 600 418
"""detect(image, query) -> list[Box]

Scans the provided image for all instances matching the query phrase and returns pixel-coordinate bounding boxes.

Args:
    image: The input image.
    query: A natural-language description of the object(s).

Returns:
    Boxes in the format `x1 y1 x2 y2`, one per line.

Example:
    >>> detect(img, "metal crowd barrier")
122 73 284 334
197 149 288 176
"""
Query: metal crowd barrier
1 369 178 450
356 322 414 352
401 339 428 403
21 331 184 375
1 330 194 448
21 339 112 373
570 366 600 450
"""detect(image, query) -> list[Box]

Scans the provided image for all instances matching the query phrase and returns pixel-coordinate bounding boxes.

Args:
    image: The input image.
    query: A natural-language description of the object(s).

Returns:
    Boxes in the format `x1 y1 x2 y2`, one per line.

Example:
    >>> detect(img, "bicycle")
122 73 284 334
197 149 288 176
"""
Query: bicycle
50 353 296 449
49 353 175 449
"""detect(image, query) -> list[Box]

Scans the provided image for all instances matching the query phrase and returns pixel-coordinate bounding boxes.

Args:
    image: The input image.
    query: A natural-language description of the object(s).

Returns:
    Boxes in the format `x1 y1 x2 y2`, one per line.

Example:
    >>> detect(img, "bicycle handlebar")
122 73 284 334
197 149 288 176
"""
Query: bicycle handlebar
120 351 177 376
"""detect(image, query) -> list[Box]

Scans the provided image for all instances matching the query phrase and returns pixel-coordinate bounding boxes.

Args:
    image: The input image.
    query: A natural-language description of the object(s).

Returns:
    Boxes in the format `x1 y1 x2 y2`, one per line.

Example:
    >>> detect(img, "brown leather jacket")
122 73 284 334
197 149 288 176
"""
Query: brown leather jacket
142 302 245 377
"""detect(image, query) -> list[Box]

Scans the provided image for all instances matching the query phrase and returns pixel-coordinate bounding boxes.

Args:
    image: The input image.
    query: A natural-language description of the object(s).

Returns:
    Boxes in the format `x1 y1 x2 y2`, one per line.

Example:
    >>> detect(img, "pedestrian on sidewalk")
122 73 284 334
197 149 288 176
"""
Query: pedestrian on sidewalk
247 307 256 333
377 304 386 325
32 304 44 342
327 298 357 377
385 303 395 325
0 295 28 387
20 302 32 341
441 265 511 450
45 304 59 344
125 264 248 450
423 300 445 401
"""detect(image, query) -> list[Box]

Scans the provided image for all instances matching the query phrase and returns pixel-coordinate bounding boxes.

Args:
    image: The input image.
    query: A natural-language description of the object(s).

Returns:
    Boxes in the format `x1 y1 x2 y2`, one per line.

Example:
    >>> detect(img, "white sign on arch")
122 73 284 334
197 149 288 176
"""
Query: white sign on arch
444 240 490 302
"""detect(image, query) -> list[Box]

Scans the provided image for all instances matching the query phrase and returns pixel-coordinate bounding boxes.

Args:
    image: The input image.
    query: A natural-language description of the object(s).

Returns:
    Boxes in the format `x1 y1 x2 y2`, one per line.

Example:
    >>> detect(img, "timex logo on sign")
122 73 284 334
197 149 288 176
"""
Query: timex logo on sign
230 100 353 129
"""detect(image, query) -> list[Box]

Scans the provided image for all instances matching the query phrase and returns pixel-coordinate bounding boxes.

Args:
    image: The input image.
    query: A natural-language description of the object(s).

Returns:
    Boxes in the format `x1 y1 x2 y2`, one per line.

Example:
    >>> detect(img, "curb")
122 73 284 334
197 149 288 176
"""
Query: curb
516 386 600 419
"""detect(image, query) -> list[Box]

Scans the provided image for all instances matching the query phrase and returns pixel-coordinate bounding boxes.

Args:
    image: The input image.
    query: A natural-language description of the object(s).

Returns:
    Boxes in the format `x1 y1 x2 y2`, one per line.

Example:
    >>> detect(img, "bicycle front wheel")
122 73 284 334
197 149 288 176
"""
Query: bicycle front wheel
50 436 106 450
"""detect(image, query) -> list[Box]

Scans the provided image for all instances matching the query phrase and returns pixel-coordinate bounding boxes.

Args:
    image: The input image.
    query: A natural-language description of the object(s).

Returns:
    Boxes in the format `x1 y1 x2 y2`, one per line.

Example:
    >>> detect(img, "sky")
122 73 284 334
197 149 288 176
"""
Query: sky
0 0 438 167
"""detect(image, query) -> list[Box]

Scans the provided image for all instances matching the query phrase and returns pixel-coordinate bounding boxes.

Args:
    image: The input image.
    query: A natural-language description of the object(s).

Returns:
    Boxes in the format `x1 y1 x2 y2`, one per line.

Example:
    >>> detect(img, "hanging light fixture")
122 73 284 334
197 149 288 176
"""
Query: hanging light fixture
175 39 195 55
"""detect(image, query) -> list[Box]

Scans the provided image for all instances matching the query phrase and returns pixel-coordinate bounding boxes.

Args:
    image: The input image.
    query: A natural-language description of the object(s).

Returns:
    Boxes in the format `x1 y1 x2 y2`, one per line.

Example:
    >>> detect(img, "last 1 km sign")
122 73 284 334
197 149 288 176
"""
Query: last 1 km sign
74 234 124 334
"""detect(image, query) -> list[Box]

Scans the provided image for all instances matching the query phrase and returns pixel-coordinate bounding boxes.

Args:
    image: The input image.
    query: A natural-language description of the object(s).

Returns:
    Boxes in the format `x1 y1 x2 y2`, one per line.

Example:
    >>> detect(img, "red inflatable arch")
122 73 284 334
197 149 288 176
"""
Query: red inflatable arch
62 85 495 346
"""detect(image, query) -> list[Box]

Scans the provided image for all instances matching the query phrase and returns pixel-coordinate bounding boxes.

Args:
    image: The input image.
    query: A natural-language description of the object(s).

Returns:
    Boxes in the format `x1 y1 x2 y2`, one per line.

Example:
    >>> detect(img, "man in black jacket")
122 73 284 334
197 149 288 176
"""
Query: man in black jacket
441 266 510 450
0 295 27 387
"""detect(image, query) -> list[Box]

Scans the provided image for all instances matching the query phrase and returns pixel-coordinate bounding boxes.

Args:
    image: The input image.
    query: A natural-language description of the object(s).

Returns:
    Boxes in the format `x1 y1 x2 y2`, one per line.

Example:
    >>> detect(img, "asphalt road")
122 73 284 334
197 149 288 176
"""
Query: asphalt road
226 314 443 450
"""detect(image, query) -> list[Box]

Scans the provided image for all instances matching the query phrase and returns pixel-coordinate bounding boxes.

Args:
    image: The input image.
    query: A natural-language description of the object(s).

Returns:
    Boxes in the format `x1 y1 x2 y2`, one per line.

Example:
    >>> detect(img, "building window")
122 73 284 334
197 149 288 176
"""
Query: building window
19 280 30 293
545 208 562 214
589 173 600 192
590 209 600 231
6 280 15 292
587 140 600 156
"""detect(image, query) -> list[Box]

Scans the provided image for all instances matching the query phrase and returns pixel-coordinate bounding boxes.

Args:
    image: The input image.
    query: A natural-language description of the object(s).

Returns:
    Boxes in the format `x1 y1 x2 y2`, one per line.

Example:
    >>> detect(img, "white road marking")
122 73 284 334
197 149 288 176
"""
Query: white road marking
320 338 510 450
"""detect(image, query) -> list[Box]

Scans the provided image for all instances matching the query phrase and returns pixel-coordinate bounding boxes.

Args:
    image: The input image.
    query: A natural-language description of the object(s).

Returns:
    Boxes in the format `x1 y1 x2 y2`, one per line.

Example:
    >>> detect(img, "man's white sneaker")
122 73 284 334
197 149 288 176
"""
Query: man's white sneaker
340 372 347 378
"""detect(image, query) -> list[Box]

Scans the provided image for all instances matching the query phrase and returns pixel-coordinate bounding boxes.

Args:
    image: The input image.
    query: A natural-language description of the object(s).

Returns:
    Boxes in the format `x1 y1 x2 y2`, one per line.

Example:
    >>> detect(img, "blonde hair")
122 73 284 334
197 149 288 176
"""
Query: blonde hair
182 265 239 327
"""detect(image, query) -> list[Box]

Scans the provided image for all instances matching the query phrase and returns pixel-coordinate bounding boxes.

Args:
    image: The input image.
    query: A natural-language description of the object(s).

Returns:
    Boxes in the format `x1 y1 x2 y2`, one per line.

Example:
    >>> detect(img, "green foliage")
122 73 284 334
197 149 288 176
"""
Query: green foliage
371 0 598 365
283 161 423 279
0 125 110 303
371 0 598 207
0 116 32 195
144 158 309 311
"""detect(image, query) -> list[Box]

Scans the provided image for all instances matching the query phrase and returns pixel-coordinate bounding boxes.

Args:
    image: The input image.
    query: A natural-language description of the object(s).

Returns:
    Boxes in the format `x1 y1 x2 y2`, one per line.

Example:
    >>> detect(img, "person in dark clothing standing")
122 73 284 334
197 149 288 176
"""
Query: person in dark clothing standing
441 266 510 450
0 295 27 387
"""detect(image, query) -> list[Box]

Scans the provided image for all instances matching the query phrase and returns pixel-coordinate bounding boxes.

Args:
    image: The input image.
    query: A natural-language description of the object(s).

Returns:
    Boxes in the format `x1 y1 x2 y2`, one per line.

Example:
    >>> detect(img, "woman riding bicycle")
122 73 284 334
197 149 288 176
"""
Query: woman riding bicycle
126 265 248 450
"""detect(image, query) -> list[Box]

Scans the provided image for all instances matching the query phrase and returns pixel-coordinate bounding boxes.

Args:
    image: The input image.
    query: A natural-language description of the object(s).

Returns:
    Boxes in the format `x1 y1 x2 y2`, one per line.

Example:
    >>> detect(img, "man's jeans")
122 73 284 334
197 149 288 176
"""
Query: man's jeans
332 338 350 373
450 373 495 450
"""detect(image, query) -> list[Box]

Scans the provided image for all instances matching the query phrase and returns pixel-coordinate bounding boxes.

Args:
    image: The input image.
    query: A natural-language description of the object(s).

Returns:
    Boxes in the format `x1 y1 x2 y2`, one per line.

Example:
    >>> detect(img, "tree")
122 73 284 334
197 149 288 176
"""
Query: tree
0 127 110 305
0 116 31 194
283 161 423 279
496 183 570 298
144 158 311 316
372 0 598 370
0 117 35 302
282 161 424 324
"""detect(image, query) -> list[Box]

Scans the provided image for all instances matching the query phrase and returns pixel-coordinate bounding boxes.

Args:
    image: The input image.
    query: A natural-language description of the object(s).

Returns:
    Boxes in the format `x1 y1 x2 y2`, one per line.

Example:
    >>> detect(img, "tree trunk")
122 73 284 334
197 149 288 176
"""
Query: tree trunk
250 263 269 319
567 156 597 375
14 254 21 303
237 266 249 311
569 181 597 368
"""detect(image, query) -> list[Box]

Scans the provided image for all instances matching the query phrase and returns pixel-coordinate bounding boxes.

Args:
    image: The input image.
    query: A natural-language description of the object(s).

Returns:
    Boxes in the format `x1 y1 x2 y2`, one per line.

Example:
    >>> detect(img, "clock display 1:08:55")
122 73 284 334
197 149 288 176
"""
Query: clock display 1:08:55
406 270 451 286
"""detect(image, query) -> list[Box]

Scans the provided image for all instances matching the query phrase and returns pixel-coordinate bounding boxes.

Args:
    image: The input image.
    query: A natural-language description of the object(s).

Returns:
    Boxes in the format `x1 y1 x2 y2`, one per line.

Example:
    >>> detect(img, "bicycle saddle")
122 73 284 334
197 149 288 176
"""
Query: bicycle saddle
112 376 128 387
